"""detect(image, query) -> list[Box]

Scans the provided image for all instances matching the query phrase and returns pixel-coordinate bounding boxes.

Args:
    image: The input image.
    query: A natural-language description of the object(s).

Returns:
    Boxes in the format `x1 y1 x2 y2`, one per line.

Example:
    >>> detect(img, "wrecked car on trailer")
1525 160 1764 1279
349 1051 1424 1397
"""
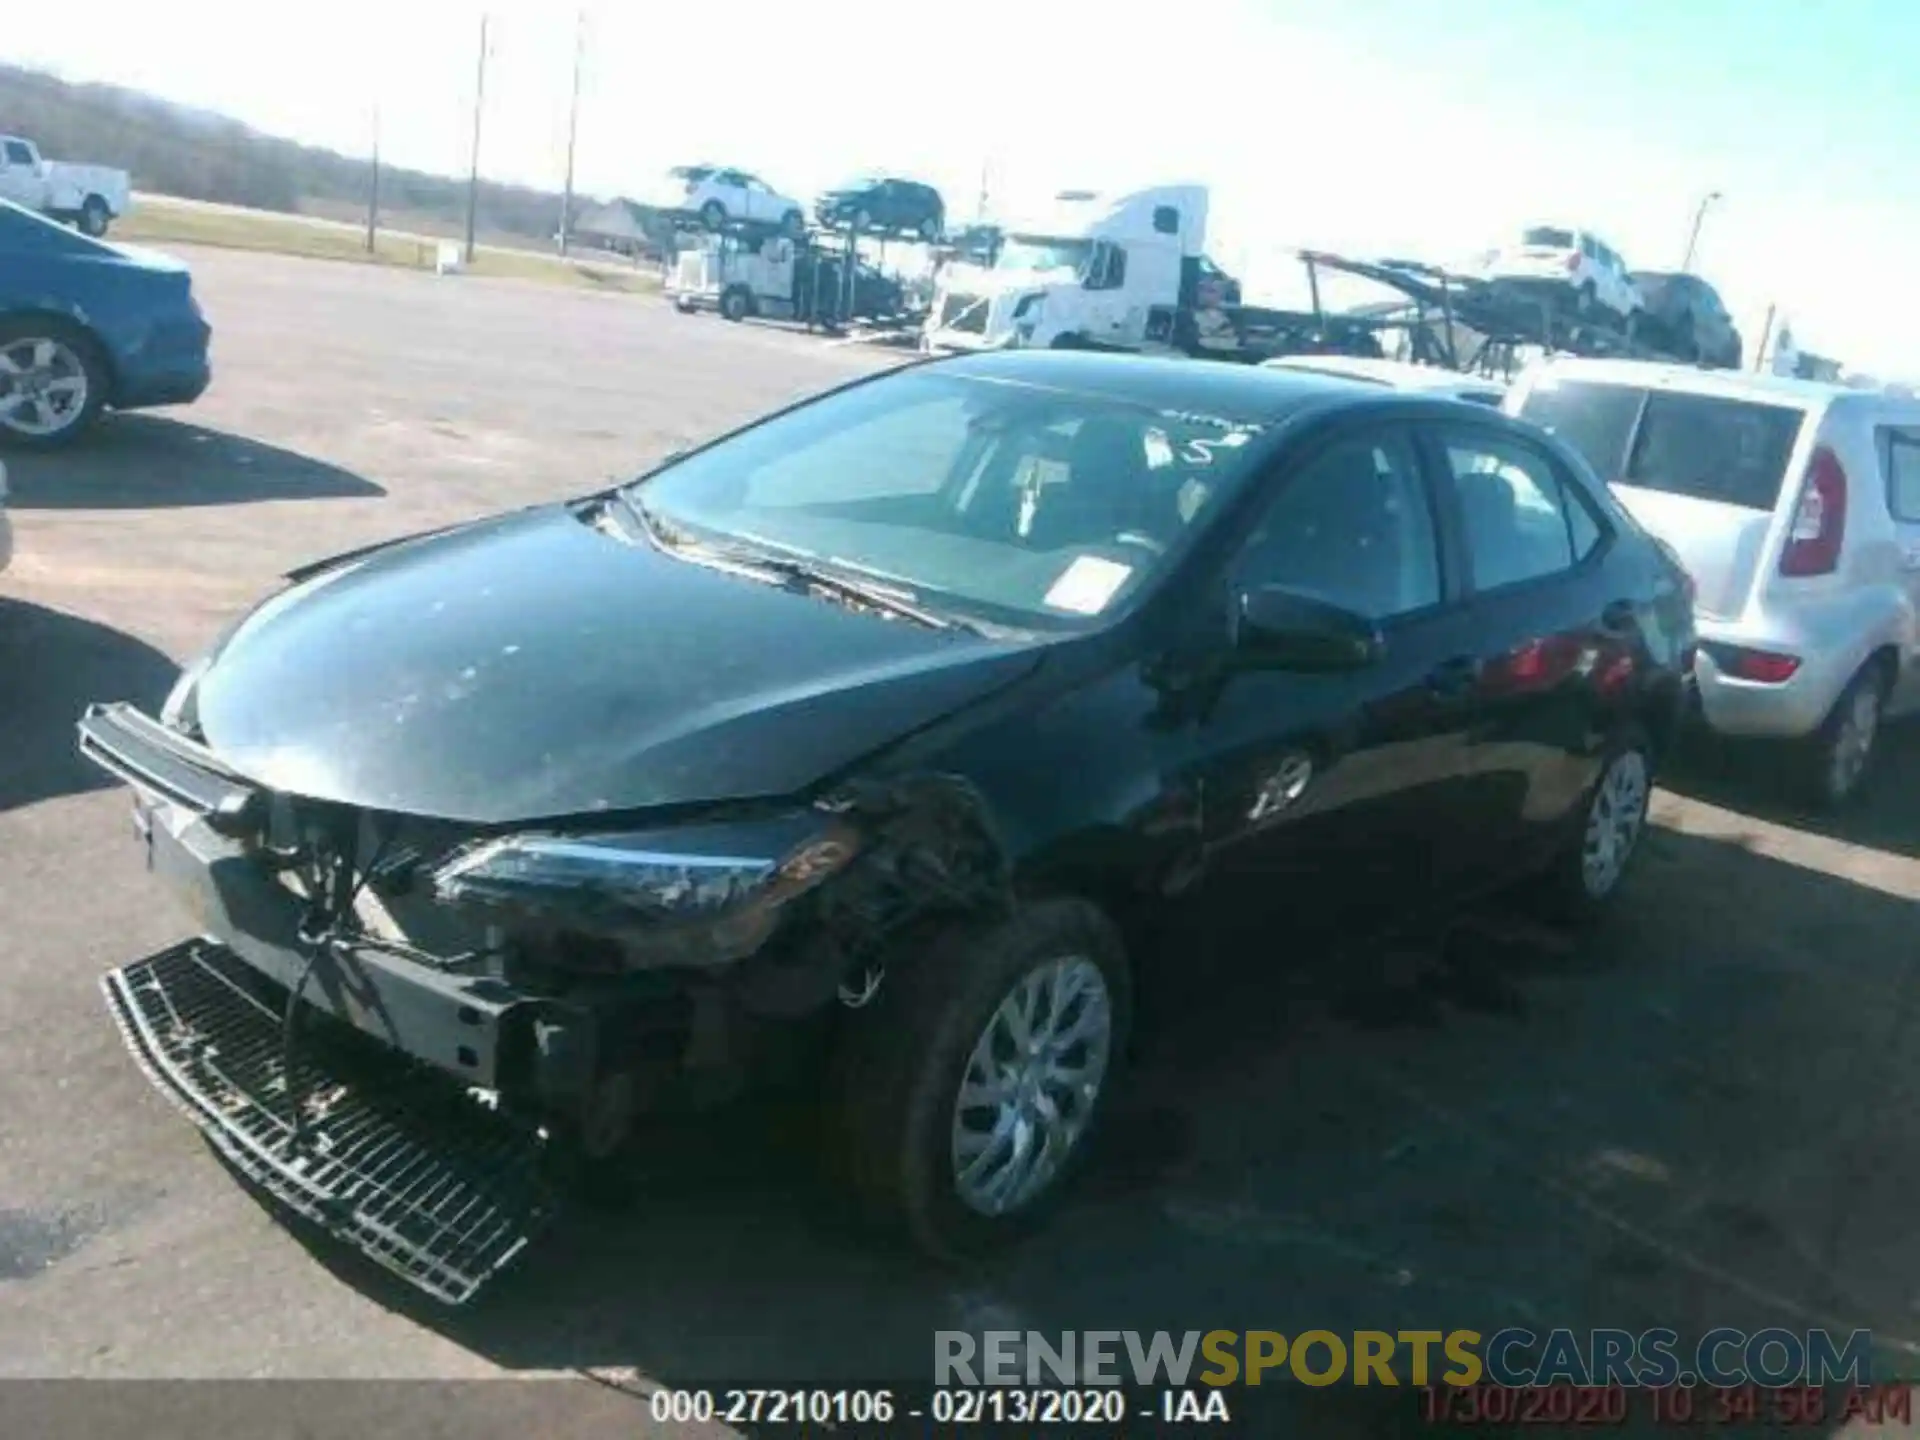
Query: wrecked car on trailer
79 349 1691 1302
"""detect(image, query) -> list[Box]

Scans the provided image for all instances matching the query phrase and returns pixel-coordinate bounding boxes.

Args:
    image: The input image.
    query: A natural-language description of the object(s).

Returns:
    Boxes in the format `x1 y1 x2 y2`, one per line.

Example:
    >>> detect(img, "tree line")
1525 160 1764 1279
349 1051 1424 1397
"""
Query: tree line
1 63 567 241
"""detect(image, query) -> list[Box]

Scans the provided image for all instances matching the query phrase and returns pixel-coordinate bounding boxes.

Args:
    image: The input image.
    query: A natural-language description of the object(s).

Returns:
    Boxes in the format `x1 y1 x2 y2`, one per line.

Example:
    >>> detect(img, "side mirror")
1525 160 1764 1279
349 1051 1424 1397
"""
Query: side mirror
1233 586 1383 672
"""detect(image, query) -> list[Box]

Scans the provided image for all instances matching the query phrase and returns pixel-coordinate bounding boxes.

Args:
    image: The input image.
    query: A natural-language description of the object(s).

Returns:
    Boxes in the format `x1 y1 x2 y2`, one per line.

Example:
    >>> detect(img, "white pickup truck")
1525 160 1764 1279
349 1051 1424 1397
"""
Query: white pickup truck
0 135 131 237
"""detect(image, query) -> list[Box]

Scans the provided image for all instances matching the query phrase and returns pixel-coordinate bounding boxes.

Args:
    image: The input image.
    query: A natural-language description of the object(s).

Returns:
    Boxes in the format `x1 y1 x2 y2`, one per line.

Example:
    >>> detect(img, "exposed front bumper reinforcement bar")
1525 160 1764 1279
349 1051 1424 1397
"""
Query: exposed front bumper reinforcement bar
102 939 555 1305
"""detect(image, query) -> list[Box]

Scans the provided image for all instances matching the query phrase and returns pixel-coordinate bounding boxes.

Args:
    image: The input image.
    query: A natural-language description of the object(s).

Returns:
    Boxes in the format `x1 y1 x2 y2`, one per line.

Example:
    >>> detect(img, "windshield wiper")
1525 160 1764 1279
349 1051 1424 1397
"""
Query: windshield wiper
622 498 962 631
708 545 960 630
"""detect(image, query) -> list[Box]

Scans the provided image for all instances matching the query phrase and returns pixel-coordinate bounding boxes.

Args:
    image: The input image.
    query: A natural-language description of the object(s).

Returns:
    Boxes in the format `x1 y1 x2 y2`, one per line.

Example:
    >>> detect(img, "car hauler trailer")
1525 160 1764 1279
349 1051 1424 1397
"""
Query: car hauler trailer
1294 250 1719 377
665 218 919 333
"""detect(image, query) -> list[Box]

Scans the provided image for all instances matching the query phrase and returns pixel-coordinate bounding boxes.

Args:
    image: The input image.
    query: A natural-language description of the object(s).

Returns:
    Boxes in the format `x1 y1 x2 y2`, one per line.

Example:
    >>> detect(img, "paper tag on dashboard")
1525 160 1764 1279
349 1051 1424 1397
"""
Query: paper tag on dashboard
1044 555 1134 615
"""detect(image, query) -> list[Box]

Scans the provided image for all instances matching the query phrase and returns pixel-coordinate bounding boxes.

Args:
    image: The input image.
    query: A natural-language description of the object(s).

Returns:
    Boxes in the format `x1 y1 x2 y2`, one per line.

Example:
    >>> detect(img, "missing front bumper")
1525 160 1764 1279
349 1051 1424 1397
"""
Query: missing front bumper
102 939 555 1305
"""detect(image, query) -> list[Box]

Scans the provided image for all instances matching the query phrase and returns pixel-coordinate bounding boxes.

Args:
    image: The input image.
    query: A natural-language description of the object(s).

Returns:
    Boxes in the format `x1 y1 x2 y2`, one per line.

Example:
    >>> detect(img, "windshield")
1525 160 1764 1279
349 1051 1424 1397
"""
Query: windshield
627 370 1269 629
669 165 713 182
1521 226 1575 248
996 236 1093 275
1518 378 1804 510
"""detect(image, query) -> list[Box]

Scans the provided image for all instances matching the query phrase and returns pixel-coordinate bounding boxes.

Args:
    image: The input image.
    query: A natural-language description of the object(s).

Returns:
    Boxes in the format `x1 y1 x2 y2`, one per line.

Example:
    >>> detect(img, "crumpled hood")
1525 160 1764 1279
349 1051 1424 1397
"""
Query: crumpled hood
192 503 1046 825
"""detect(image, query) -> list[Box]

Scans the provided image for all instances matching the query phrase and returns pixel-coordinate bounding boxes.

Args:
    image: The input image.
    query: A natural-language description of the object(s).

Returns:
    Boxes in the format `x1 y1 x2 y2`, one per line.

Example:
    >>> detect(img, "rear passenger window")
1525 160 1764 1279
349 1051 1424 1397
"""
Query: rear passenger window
1442 431 1602 591
1886 430 1920 523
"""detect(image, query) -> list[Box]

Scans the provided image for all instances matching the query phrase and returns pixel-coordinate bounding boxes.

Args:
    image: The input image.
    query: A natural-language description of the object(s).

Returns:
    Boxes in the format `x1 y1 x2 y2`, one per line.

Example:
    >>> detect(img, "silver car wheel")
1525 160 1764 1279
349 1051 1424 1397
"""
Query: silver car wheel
1828 681 1880 800
1581 749 1650 899
950 954 1112 1218
0 336 90 438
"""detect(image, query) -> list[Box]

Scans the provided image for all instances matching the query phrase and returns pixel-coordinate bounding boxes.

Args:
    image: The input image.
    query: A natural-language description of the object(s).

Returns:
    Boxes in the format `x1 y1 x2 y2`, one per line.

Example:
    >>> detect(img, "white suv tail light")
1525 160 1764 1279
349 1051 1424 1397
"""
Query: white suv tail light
1778 445 1847 577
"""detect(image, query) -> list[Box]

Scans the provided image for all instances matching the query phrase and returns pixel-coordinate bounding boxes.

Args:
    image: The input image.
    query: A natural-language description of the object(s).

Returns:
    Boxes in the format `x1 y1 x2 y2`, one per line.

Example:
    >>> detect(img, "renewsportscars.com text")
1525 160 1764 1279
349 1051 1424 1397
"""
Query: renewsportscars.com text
934 1327 1873 1388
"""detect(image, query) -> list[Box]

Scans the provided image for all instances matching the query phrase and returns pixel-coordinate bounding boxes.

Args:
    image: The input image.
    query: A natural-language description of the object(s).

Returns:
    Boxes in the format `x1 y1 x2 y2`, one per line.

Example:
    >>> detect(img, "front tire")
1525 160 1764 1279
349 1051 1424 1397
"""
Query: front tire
718 285 752 322
0 317 109 450
699 200 726 231
1800 662 1888 809
829 899 1132 1260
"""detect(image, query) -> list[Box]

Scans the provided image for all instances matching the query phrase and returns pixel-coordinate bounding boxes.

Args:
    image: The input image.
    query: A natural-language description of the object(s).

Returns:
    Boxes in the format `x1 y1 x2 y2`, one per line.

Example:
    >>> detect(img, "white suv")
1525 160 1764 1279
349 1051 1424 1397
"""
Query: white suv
1482 226 1643 324
642 165 805 236
1508 358 1920 805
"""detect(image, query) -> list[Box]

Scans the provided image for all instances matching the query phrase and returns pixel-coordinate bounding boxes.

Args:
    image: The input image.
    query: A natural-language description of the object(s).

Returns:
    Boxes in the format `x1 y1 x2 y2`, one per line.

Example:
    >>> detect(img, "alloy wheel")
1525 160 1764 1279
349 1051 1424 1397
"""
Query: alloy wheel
1828 682 1881 801
1581 750 1650 899
949 954 1113 1218
0 336 89 438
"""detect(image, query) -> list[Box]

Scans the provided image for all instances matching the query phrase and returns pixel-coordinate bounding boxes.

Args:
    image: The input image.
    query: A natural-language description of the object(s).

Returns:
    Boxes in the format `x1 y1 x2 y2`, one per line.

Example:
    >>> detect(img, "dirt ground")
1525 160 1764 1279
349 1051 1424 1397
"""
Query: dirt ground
1 246 1916 1436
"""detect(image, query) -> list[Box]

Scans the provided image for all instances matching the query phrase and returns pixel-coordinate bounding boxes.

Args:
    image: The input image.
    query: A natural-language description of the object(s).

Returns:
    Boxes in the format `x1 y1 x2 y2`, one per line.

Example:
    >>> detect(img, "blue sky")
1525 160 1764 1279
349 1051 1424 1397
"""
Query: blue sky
12 0 1918 375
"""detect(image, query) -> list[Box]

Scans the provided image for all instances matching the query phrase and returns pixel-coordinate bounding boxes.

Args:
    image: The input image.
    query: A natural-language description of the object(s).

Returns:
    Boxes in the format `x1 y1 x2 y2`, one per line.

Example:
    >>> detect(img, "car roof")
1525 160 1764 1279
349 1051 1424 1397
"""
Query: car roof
1262 354 1506 394
930 348 1427 425
1515 356 1873 410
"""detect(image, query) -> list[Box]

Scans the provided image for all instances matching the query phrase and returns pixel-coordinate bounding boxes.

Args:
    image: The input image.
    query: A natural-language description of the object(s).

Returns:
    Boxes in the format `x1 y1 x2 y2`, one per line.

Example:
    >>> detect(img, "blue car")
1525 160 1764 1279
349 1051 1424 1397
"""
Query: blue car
0 197 211 449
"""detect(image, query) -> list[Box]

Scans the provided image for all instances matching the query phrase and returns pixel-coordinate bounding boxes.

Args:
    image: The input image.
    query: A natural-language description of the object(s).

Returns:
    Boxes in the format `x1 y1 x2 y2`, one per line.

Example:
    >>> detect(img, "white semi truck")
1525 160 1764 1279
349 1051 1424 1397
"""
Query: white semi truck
921 183 1327 361
0 135 131 237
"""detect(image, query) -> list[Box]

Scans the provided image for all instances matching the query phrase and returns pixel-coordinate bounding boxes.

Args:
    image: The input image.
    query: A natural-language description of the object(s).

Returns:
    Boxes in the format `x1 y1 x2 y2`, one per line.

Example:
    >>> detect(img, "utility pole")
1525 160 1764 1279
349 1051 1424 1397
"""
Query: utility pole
558 10 585 256
974 158 991 223
365 103 381 255
1681 190 1722 273
1753 304 1776 373
463 13 491 265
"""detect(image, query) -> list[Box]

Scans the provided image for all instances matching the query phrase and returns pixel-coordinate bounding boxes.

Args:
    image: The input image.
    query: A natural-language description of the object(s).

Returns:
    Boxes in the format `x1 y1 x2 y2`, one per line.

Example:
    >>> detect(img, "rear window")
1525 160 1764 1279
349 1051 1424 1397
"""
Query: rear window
1518 379 1804 512
1523 227 1574 248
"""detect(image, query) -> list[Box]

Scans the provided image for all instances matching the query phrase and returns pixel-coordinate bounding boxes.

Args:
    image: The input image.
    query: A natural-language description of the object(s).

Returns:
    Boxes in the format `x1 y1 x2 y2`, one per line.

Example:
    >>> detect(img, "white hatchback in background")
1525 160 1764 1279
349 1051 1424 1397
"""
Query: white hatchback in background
1508 358 1920 805
1482 225 1643 325
640 165 806 236
1260 354 1508 406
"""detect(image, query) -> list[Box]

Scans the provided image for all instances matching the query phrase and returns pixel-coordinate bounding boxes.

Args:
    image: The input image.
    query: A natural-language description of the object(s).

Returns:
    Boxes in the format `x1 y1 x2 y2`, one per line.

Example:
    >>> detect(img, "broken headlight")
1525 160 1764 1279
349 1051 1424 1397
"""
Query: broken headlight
429 811 861 963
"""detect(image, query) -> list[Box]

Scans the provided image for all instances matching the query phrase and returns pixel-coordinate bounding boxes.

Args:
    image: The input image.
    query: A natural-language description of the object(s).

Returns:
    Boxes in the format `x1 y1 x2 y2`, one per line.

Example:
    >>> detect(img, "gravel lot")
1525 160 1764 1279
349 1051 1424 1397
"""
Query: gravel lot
2 247 1918 1429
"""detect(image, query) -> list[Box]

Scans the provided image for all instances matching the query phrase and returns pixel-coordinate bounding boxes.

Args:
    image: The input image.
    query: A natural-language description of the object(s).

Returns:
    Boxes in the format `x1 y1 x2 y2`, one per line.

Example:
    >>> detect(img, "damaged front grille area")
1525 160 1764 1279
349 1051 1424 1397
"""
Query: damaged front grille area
102 940 554 1305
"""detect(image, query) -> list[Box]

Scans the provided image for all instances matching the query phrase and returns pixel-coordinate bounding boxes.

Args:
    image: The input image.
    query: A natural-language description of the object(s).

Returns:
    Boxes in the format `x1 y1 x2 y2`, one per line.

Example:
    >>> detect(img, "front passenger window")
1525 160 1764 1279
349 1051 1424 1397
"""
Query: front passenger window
1235 433 1442 620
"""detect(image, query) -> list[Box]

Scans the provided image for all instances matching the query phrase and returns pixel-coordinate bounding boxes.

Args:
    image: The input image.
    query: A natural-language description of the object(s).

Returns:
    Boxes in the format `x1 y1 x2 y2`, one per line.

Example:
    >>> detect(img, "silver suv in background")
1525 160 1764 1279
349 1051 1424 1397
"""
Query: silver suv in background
1507 358 1920 806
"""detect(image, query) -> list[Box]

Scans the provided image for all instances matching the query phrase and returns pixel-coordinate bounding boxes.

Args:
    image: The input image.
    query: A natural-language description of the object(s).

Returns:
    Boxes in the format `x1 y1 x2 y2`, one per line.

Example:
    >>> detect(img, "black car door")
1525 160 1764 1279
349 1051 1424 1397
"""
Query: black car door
1185 420 1488 951
1416 419 1628 890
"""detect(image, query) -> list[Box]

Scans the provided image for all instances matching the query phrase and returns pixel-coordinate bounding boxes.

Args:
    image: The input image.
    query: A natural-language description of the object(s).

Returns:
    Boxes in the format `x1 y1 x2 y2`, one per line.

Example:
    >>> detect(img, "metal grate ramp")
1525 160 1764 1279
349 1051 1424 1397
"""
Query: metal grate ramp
102 939 554 1305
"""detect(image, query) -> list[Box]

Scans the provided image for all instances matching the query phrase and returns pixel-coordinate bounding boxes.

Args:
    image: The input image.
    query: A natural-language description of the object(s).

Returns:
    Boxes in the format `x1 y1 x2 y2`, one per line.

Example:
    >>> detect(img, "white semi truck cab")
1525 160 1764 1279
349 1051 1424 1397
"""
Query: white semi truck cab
923 184 1217 354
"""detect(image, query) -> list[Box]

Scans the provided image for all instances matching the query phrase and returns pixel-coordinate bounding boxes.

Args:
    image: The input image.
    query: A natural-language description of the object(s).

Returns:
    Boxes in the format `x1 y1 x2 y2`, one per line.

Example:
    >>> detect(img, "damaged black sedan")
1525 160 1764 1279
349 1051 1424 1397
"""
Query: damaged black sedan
80 350 1693 1302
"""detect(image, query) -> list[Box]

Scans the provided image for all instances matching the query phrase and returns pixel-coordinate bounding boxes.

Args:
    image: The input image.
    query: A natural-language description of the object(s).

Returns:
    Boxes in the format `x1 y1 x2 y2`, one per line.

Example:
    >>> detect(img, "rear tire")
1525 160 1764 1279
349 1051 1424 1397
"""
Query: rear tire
1799 662 1889 809
918 214 942 243
827 899 1132 1260
1535 728 1654 925
718 285 751 322
0 316 109 451
79 196 111 237
699 200 726 231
